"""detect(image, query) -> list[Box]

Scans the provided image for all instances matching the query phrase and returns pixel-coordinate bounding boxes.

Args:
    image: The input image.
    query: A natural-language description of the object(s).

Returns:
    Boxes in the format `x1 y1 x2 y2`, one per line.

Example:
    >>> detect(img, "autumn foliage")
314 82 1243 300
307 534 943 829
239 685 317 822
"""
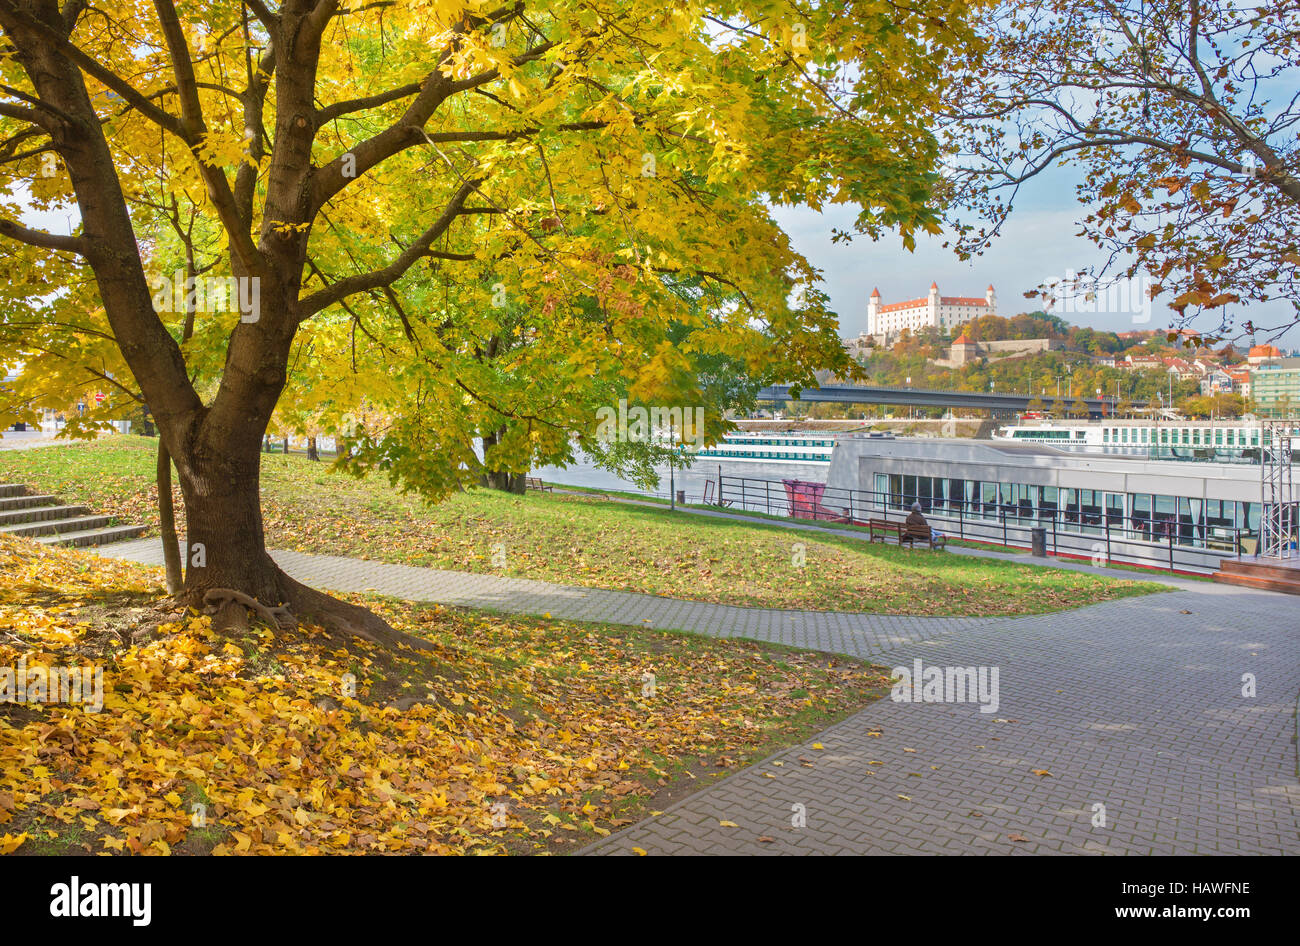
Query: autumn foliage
0 534 889 854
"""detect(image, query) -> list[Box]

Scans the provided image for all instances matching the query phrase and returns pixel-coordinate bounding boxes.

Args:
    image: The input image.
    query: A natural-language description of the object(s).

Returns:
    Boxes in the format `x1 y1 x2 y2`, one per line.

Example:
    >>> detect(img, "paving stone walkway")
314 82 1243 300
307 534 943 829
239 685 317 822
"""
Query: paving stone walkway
97 539 1008 657
583 583 1300 855
98 538 1300 855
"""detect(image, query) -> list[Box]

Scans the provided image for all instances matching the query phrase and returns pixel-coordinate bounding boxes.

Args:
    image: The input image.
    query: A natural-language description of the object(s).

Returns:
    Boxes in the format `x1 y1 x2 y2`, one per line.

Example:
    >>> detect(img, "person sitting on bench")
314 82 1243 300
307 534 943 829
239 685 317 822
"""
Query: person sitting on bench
905 502 943 545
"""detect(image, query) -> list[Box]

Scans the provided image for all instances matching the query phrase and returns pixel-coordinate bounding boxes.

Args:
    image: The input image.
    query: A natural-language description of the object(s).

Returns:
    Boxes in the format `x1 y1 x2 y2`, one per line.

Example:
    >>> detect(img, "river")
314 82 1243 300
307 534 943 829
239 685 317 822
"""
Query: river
532 452 830 503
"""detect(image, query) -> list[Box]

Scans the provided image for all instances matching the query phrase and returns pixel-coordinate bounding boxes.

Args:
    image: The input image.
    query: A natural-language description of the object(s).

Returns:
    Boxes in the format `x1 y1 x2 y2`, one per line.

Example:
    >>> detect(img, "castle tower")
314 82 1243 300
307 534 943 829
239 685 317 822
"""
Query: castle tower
951 332 978 367
867 287 881 334
985 284 996 316
929 281 940 328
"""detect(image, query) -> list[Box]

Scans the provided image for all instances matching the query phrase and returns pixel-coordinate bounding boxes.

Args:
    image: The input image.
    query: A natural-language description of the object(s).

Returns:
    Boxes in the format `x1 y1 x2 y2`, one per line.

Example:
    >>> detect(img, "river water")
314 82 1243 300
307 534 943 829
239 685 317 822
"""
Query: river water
532 452 830 503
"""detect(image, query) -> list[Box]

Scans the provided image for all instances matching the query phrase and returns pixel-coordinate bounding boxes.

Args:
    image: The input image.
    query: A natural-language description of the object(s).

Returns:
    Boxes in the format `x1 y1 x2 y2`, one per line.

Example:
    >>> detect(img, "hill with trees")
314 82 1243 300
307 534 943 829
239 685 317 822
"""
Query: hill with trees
806 313 1251 420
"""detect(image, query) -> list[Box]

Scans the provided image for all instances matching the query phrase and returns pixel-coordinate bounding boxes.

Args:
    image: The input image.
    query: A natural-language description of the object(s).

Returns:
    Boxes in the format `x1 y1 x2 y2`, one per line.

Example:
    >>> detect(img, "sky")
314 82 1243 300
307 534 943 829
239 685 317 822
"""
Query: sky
773 168 1299 348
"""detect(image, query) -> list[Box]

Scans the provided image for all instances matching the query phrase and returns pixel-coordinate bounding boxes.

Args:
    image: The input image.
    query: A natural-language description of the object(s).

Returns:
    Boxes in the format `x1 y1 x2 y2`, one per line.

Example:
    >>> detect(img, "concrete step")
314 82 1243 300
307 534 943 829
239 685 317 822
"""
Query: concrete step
0 515 113 538
36 524 147 548
1213 570 1300 596
1217 558 1300 583
0 493 58 512
0 504 90 526
0 482 145 548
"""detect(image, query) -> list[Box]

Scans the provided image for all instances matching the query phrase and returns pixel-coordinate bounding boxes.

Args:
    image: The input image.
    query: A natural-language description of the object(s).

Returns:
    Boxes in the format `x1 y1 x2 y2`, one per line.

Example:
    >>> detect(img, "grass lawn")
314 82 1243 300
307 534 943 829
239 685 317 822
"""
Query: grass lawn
0 534 890 855
550 483 1029 554
0 434 1165 617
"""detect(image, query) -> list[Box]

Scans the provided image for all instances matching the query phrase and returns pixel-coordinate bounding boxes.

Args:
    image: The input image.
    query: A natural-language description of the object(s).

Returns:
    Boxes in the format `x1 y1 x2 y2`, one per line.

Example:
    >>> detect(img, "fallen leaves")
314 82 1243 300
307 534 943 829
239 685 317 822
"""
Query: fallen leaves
0 533 891 855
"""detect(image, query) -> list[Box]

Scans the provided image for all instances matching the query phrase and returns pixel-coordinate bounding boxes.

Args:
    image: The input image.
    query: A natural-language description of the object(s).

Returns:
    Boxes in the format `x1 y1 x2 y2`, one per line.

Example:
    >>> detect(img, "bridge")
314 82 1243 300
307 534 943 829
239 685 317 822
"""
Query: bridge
755 384 1138 418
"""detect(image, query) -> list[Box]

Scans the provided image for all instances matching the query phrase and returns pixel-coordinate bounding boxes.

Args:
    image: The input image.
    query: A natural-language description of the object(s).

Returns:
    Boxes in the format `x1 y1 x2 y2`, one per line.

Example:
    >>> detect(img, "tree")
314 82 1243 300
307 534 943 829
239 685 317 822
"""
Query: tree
1068 398 1090 417
0 1 975 643
941 0 1299 337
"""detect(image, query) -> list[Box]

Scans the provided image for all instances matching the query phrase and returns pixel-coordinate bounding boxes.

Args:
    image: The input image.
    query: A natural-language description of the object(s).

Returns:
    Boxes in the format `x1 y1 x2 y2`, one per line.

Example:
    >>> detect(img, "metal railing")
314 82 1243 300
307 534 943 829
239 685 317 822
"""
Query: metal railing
710 474 1271 575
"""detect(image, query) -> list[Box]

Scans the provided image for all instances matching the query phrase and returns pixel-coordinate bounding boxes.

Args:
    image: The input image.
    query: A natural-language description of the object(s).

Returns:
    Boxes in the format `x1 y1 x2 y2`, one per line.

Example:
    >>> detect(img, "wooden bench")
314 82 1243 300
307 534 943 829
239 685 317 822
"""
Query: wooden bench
901 524 946 550
525 476 552 493
868 518 905 543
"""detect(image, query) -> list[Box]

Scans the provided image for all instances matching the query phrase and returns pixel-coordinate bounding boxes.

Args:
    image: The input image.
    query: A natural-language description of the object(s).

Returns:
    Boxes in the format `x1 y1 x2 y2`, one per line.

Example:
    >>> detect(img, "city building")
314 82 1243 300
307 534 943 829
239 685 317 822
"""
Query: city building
1201 369 1234 396
1248 344 1284 365
866 283 996 341
1226 366 1252 398
1251 357 1300 417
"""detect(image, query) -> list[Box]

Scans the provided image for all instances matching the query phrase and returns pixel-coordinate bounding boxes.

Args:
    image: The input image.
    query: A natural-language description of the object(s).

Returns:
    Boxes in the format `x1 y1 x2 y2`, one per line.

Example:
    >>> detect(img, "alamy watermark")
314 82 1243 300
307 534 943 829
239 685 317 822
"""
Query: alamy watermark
1042 270 1153 324
49 876 150 926
149 271 261 323
890 658 1000 714
595 398 705 450
0 658 103 713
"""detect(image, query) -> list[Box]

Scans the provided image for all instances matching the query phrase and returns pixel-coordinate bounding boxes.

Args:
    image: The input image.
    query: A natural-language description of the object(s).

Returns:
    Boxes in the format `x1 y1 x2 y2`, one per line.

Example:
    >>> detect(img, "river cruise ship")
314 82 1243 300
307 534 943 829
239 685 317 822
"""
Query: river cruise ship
994 418 1299 462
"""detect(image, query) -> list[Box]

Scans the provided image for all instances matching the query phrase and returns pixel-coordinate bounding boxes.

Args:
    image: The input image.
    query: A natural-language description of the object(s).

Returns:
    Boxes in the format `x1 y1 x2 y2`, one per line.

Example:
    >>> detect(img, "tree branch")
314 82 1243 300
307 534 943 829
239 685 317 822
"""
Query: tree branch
0 218 88 253
298 177 481 318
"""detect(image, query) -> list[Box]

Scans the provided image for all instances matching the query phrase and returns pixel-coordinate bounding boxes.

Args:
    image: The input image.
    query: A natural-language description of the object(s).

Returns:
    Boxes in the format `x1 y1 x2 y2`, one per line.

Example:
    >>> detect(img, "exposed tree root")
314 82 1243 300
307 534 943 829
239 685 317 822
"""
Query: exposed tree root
280 573 439 653
189 569 437 652
203 589 297 630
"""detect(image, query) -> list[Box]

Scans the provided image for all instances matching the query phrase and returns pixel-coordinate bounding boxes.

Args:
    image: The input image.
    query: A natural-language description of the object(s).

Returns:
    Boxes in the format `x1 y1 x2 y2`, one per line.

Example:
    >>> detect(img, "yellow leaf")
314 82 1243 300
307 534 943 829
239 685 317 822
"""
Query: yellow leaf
718 819 739 827
0 833 29 854
632 846 648 856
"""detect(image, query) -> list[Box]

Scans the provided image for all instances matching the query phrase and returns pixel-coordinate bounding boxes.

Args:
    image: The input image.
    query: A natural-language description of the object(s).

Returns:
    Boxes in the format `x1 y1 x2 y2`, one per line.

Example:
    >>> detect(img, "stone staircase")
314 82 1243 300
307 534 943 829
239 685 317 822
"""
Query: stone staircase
0 483 146 548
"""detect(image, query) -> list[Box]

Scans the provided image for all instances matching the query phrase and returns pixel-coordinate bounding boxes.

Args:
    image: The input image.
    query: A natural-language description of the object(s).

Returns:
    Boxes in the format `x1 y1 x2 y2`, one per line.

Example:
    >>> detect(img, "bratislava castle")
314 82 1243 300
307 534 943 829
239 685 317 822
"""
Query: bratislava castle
867 283 997 338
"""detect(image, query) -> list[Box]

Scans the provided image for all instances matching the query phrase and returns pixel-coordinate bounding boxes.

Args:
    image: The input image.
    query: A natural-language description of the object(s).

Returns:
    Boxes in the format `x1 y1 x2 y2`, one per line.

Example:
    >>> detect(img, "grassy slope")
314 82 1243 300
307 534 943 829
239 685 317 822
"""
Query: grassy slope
0 435 1165 616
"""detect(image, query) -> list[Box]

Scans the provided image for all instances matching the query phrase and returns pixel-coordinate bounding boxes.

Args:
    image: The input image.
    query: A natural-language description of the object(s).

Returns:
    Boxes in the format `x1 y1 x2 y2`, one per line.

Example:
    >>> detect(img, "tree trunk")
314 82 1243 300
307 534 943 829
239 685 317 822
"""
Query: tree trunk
173 437 430 648
307 437 319 462
0 3 425 653
156 441 184 595
480 428 527 493
482 469 526 493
